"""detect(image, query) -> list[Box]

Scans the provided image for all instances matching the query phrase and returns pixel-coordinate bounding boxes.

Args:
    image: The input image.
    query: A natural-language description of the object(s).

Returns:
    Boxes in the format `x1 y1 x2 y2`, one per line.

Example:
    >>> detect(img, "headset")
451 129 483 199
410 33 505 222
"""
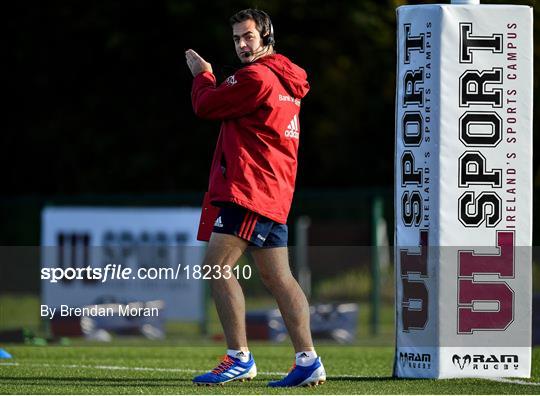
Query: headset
238 9 275 60
257 10 275 47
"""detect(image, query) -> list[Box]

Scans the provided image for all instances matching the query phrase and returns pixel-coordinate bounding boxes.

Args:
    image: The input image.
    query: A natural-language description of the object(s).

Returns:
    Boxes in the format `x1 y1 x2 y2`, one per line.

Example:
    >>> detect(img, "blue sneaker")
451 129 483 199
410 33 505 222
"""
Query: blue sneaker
268 357 326 387
193 353 257 385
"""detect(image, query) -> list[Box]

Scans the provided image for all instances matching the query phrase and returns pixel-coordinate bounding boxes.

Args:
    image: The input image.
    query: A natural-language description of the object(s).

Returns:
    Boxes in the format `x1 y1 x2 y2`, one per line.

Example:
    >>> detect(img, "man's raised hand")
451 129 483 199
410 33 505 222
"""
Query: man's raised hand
185 49 212 77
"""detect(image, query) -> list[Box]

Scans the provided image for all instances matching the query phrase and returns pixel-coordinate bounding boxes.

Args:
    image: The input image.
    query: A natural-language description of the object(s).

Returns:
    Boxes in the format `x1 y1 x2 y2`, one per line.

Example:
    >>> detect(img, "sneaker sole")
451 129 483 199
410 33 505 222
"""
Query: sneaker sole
234 377 254 383
303 379 326 387
268 378 326 388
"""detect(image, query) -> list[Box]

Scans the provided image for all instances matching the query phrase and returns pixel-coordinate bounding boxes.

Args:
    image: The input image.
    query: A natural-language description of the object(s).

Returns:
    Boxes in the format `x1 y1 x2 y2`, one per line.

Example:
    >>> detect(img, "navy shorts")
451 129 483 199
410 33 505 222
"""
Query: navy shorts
212 204 288 248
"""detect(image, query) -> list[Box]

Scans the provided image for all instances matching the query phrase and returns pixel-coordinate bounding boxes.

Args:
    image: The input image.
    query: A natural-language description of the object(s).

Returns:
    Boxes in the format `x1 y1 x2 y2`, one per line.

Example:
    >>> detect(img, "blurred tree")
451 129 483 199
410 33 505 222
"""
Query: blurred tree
4 0 537 195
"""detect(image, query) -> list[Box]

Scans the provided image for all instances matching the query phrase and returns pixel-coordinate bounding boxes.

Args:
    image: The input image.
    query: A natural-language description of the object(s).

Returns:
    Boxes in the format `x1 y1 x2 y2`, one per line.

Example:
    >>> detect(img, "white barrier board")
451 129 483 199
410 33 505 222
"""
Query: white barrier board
394 4 532 378
41 207 205 320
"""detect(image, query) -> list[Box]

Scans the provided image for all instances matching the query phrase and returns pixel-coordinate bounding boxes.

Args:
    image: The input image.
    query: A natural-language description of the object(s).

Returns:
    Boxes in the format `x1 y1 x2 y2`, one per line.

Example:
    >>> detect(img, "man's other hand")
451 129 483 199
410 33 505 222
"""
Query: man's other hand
185 49 213 77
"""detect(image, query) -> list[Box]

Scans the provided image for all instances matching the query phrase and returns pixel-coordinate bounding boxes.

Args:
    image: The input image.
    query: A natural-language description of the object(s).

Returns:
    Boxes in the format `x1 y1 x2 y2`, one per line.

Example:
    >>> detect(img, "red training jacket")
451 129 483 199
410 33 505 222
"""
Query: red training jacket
191 54 310 224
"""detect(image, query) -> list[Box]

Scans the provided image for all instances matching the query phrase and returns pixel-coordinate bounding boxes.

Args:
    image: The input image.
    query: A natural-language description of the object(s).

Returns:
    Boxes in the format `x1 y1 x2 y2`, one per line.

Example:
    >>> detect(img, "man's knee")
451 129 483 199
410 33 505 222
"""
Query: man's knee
203 232 248 268
259 268 294 291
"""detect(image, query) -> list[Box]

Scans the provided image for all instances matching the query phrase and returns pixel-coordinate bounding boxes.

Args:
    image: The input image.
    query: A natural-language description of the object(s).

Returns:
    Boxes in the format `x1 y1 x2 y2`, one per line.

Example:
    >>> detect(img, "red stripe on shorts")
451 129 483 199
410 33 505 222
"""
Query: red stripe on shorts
238 212 252 239
245 214 259 240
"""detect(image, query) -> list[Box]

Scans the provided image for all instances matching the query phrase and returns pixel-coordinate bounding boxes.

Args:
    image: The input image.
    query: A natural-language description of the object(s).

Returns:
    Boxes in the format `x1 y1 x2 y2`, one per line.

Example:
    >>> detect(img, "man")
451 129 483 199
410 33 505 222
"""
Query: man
185 9 325 387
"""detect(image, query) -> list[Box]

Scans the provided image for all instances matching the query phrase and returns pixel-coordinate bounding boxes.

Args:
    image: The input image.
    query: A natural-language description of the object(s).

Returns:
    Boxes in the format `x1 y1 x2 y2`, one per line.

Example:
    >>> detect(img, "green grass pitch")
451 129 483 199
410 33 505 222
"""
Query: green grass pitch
0 345 539 394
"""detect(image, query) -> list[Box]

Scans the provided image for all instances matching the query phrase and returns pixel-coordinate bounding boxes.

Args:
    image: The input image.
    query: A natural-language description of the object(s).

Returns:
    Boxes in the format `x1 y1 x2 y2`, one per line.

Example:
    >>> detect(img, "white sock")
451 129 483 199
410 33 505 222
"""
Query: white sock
295 350 318 366
227 349 250 363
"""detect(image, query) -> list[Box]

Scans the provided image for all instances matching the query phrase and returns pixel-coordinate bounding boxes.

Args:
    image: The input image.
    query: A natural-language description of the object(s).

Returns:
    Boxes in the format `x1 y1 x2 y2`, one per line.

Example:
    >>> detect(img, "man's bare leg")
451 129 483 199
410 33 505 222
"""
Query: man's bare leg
205 233 249 351
250 247 314 352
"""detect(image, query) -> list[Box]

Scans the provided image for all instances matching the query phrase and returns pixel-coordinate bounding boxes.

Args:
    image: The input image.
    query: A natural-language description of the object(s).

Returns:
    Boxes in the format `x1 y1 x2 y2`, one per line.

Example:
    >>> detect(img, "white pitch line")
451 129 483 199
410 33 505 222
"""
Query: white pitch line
485 377 540 387
0 361 287 376
1 362 539 386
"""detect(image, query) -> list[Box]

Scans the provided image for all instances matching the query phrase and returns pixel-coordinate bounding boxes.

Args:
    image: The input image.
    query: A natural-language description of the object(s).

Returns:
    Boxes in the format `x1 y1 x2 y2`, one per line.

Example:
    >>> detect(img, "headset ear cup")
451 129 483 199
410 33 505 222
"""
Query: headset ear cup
258 10 274 47
263 34 274 46
263 26 274 46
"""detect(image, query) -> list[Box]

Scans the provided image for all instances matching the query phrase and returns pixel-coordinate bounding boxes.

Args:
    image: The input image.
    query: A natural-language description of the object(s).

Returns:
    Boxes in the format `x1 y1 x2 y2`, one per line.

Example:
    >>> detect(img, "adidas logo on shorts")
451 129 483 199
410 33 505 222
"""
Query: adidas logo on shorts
214 216 224 228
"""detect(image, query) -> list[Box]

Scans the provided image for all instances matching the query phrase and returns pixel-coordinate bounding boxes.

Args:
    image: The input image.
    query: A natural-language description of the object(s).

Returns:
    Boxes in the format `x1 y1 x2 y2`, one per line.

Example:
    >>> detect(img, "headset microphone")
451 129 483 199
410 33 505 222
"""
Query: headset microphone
241 45 266 59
